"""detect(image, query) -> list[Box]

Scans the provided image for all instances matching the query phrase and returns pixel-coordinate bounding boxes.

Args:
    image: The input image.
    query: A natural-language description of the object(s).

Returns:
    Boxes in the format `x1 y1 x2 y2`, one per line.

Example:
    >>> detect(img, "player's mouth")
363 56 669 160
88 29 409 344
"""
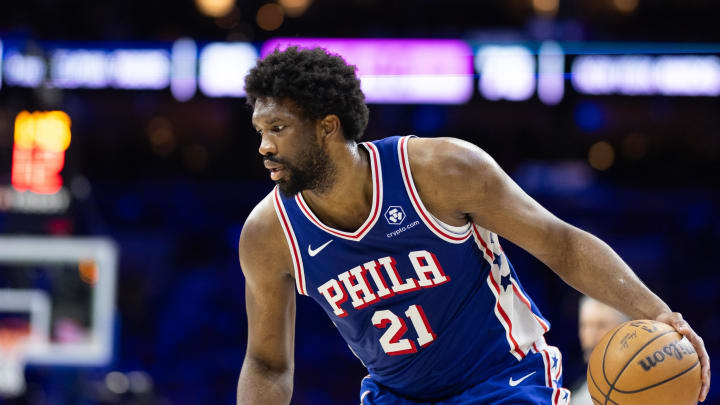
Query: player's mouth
264 161 286 181
269 166 285 181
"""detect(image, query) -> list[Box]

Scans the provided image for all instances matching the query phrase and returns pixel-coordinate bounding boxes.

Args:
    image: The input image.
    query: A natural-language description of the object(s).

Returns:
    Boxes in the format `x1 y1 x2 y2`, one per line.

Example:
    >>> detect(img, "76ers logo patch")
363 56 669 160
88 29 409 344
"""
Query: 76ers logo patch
384 206 406 225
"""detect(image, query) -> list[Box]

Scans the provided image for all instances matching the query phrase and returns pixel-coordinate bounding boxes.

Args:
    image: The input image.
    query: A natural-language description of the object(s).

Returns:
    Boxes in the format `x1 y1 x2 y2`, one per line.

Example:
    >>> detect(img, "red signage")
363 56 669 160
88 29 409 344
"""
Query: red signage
12 111 72 194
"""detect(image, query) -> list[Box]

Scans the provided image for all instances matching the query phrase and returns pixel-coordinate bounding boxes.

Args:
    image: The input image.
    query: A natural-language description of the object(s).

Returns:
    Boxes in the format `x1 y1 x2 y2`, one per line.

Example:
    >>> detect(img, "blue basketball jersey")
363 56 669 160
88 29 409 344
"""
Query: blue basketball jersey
273 136 553 400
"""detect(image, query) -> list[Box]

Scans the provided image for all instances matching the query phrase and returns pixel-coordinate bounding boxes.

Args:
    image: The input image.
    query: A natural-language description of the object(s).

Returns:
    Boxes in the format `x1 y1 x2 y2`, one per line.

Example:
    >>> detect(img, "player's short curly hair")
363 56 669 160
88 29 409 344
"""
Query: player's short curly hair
244 46 369 142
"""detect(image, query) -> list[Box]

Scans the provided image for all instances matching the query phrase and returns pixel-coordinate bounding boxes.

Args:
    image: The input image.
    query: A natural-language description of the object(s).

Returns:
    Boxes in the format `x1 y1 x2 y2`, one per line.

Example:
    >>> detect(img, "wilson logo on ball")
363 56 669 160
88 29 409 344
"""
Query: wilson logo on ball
384 206 406 225
636 339 696 372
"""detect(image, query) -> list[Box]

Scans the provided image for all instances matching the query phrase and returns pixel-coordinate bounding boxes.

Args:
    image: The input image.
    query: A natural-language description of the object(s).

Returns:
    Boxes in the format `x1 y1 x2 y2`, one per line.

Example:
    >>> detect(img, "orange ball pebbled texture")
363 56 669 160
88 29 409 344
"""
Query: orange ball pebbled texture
587 320 701 405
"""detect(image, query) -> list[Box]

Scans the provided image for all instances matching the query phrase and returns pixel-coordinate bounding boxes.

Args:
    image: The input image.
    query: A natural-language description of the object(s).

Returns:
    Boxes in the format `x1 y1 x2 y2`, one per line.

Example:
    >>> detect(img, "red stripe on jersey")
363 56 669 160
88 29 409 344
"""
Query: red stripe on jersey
477 223 550 335
399 137 471 242
487 270 526 359
473 225 524 359
542 349 553 388
472 226 495 259
536 345 559 404
274 187 306 295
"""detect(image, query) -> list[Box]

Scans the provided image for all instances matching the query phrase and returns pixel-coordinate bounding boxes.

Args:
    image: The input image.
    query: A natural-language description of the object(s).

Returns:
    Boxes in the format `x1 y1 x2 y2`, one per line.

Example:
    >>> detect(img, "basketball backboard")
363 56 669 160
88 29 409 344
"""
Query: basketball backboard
0 236 118 396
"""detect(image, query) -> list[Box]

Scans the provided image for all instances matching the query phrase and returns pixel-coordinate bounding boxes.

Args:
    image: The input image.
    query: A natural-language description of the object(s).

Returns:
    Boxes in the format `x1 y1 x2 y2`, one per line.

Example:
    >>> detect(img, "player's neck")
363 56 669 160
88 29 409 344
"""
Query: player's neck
301 143 373 232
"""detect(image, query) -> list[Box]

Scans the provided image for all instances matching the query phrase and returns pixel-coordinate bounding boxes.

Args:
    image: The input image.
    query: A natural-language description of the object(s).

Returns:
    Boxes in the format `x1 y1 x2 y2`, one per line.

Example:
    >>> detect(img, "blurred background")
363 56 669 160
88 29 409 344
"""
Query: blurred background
0 0 718 404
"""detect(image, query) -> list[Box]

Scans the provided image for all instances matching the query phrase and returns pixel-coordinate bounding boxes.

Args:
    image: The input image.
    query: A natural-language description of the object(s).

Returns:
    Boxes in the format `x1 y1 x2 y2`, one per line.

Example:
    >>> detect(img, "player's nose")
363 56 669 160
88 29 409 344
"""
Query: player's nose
258 134 277 156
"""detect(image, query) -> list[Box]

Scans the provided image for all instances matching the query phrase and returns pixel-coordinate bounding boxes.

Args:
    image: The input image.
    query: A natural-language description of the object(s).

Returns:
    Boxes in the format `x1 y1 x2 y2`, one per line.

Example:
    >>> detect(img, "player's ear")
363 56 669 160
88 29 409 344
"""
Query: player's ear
319 114 341 140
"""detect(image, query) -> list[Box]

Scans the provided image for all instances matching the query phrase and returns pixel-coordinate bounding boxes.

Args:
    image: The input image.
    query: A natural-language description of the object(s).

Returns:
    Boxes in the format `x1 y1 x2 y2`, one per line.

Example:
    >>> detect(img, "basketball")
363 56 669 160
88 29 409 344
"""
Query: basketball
587 320 701 405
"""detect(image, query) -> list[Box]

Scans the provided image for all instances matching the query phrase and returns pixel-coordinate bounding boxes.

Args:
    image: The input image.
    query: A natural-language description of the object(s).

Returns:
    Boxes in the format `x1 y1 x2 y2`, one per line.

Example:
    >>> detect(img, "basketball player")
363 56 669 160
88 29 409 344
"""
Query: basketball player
570 296 629 405
237 47 710 404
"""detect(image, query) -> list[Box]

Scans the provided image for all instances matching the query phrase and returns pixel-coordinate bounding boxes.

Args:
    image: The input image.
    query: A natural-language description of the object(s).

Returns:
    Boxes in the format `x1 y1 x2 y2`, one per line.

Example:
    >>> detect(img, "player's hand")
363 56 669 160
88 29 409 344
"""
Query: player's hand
656 311 710 402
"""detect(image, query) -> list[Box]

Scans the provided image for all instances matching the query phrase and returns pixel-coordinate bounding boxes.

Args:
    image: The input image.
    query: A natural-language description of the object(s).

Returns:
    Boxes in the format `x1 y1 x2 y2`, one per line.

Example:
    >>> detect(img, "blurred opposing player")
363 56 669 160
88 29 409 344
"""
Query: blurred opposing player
570 296 629 405
236 47 710 404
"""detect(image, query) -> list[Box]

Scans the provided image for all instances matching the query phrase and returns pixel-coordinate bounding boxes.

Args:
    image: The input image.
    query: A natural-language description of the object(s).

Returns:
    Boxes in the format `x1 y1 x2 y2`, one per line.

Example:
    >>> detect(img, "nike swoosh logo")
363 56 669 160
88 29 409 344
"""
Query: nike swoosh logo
508 371 536 387
308 240 333 257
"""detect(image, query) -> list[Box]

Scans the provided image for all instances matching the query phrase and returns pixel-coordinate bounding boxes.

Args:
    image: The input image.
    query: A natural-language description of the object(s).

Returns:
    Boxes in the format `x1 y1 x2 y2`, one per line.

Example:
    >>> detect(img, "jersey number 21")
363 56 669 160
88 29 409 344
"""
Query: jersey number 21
372 304 436 356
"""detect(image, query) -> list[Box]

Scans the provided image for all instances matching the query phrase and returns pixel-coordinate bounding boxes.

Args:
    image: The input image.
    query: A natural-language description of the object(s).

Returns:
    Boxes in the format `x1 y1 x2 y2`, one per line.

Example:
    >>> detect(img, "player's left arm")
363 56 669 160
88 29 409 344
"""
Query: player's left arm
408 137 710 401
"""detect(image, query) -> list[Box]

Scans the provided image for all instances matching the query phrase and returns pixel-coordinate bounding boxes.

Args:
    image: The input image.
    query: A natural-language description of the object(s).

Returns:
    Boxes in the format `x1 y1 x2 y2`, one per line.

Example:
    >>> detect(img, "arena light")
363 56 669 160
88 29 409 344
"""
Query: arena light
194 0 234 17
49 48 170 90
171 38 198 102
613 0 639 14
572 55 720 96
654 56 720 96
50 49 110 88
3 51 46 88
588 141 615 171
532 0 559 17
50 48 170 90
278 0 313 17
476 45 535 101
256 4 285 31
198 42 259 97
111 49 170 89
538 41 564 105
12 111 72 195
261 38 474 104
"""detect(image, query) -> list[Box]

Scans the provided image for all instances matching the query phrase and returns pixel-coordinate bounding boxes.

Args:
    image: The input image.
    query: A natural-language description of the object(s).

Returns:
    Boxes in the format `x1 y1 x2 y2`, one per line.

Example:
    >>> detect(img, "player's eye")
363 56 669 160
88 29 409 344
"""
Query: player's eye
272 125 285 133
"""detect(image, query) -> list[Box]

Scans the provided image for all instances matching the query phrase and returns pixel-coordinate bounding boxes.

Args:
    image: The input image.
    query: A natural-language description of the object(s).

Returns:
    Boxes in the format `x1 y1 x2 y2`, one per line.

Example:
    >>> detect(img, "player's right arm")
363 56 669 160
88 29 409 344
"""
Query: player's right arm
237 193 296 405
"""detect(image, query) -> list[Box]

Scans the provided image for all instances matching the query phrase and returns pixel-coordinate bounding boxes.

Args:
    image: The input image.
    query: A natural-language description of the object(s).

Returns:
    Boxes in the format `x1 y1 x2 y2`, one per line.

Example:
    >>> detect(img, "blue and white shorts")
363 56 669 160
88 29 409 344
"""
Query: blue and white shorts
360 343 571 405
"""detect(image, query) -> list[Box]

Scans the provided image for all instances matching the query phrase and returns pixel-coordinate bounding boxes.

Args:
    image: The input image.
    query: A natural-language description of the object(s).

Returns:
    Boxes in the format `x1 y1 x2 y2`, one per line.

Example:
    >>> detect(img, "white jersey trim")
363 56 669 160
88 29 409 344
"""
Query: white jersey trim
272 187 308 296
398 136 472 244
532 339 570 405
360 390 371 405
473 224 526 360
295 142 383 241
430 212 471 234
472 224 550 361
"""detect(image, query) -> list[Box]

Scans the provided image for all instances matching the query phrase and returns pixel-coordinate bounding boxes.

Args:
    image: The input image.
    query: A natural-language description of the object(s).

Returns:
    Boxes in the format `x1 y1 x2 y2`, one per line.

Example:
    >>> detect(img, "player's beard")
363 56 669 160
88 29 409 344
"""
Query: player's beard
267 135 335 197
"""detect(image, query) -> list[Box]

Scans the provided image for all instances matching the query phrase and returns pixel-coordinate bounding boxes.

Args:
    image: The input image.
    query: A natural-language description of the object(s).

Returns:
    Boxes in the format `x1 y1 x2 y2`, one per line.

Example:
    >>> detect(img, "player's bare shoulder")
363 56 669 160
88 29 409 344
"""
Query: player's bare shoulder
406 137 498 223
407 137 496 186
239 191 294 282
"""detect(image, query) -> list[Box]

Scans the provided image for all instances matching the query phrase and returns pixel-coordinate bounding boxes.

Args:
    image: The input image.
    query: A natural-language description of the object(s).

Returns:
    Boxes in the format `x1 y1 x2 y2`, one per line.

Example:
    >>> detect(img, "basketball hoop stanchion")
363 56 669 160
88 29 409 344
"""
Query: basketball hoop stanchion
0 288 52 398
0 328 30 398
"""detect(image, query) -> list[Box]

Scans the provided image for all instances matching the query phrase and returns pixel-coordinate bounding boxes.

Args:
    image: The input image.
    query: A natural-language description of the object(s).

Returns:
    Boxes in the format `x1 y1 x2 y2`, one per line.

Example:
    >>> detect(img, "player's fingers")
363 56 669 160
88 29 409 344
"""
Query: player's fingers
703 367 711 402
656 311 684 330
668 316 693 340
680 324 709 402
669 314 688 332
662 315 709 402
696 339 710 402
